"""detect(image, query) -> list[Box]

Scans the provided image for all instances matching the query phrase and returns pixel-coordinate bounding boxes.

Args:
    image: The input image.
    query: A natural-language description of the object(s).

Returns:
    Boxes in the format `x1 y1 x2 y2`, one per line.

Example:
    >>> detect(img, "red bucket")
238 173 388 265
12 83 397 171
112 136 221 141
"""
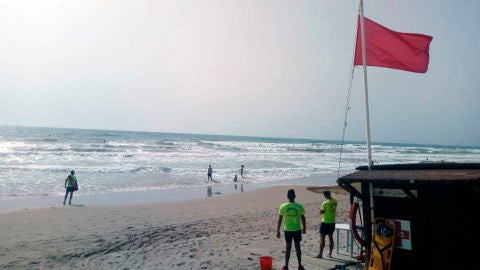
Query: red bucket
259 256 273 270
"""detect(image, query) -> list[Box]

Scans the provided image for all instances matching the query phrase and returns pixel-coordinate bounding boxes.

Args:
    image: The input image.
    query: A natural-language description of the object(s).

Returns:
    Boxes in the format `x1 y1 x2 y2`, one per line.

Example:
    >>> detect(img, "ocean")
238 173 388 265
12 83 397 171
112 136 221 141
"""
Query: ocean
1 125 479 201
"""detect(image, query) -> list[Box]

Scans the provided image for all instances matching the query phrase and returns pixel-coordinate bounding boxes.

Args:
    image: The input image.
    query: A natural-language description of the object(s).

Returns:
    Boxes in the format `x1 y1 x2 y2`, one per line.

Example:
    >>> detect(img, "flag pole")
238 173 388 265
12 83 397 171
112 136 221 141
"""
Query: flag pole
359 0 372 169
359 2 375 264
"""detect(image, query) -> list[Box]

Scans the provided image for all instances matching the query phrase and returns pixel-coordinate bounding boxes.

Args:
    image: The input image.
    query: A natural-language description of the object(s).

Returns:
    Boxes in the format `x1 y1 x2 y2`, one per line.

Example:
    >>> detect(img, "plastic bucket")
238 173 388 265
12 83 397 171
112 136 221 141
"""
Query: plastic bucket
259 256 273 270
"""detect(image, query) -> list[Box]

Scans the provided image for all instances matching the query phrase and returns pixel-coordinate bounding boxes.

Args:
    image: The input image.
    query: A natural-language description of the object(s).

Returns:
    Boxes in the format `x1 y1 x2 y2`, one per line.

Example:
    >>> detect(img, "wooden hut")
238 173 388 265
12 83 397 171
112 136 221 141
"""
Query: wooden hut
337 162 480 270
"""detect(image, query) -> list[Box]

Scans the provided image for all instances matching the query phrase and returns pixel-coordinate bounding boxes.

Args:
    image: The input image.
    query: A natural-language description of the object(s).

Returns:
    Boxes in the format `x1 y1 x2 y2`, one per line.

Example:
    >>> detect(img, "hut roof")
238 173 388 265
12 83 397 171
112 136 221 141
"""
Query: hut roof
338 162 480 184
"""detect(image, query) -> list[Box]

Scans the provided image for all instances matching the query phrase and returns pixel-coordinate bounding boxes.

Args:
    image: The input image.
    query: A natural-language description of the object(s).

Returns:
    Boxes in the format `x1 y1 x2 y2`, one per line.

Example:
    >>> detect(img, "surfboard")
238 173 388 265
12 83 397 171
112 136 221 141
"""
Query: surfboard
306 185 349 195
368 217 396 270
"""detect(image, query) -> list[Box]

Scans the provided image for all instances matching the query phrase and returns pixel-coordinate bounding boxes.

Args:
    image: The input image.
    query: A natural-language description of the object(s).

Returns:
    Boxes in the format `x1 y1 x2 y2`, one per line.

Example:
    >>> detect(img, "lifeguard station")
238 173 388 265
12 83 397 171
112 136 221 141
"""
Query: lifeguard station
337 162 480 270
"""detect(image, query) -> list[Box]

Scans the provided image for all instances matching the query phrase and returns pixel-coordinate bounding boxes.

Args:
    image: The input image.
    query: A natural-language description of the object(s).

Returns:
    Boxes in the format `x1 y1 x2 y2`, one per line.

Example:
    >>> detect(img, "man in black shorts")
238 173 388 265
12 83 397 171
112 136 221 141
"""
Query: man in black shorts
277 189 306 270
317 190 338 258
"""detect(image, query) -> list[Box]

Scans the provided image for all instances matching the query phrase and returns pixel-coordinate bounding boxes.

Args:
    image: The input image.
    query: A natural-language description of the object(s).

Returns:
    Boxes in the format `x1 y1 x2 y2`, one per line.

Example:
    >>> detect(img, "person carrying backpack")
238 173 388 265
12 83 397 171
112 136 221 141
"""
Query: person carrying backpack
63 170 78 206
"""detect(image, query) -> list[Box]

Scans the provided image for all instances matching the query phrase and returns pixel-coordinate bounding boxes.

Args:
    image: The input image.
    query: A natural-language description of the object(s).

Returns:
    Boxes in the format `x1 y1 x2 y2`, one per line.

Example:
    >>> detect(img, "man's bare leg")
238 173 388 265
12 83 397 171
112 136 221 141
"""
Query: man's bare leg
327 234 334 258
316 234 326 258
284 241 292 268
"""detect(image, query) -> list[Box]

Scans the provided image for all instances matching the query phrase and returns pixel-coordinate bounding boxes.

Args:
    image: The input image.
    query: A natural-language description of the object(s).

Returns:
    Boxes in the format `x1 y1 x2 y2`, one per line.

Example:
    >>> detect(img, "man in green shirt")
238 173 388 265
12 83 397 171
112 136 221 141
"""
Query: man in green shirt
277 189 306 270
63 170 77 206
316 190 338 259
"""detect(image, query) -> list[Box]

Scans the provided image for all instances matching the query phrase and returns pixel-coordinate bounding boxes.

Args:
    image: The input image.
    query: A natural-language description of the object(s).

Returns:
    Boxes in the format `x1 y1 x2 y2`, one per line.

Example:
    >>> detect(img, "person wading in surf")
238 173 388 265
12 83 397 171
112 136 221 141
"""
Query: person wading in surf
63 170 77 206
207 165 213 181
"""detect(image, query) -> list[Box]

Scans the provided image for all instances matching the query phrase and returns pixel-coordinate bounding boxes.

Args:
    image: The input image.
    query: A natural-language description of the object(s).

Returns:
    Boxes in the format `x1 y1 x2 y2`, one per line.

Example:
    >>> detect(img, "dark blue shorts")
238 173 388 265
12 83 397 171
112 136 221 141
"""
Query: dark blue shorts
319 222 336 235
66 187 74 192
284 230 302 243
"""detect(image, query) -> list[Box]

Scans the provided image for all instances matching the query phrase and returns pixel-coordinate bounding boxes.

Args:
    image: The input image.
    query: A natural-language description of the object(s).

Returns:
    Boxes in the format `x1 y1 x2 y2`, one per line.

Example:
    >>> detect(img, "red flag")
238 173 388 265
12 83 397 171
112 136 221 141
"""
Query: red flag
354 16 433 73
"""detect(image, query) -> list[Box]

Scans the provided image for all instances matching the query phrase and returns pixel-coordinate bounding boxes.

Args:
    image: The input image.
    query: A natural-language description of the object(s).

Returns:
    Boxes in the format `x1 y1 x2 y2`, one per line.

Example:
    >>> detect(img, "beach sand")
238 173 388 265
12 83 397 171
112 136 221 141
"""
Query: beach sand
0 185 351 269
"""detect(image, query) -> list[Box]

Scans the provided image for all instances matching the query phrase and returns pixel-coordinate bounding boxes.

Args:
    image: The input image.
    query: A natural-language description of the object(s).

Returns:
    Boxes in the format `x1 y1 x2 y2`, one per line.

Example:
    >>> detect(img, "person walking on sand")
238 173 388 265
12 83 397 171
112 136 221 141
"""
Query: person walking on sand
207 165 213 181
63 170 78 206
316 190 338 259
277 189 306 270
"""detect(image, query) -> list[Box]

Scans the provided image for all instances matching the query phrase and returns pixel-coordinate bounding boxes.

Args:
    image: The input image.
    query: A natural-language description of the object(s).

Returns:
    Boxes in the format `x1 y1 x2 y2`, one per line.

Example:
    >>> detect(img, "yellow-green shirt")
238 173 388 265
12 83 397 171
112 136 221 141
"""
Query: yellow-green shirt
66 175 77 188
279 202 305 231
321 198 337 223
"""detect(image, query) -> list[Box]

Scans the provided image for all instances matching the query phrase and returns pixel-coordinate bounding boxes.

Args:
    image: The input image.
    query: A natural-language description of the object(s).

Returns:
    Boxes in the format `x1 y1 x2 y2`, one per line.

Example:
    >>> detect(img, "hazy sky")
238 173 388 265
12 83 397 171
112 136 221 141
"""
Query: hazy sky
1 0 479 146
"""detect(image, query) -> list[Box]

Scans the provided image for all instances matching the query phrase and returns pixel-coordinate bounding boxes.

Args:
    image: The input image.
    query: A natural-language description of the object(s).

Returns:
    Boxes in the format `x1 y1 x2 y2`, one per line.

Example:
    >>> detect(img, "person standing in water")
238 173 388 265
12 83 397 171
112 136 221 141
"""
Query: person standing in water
63 170 77 206
207 165 213 181
240 165 244 178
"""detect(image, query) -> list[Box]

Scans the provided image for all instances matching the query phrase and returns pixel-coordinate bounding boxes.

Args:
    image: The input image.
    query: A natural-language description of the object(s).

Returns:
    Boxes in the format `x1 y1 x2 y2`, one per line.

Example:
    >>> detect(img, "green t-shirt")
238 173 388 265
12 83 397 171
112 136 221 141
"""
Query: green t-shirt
321 198 337 223
279 202 305 231
66 175 77 188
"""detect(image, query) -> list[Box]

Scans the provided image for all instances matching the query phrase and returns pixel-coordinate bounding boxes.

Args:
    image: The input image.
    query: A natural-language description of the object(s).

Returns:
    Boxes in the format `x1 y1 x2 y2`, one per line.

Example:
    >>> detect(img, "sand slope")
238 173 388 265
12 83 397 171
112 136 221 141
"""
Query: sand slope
0 185 350 269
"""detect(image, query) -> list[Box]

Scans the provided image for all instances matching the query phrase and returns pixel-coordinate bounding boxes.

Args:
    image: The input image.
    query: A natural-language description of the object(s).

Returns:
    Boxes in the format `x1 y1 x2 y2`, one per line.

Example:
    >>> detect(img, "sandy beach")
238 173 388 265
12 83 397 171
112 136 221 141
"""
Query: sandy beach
0 184 351 269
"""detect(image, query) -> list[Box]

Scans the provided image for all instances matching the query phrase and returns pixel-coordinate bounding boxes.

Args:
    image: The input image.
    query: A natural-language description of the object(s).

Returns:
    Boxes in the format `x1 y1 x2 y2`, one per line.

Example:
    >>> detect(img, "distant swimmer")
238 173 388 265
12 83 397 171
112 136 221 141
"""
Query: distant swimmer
207 165 213 181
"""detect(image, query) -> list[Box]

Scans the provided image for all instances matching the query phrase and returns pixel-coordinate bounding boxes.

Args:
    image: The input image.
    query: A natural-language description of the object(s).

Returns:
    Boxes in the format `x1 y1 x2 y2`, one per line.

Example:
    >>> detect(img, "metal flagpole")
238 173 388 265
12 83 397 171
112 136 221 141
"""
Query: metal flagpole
359 0 372 169
359 3 375 267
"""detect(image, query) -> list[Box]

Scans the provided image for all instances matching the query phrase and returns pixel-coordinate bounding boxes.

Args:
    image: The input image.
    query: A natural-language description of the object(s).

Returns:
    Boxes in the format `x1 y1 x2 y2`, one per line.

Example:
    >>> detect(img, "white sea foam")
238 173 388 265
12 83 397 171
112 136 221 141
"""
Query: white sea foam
0 126 479 199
